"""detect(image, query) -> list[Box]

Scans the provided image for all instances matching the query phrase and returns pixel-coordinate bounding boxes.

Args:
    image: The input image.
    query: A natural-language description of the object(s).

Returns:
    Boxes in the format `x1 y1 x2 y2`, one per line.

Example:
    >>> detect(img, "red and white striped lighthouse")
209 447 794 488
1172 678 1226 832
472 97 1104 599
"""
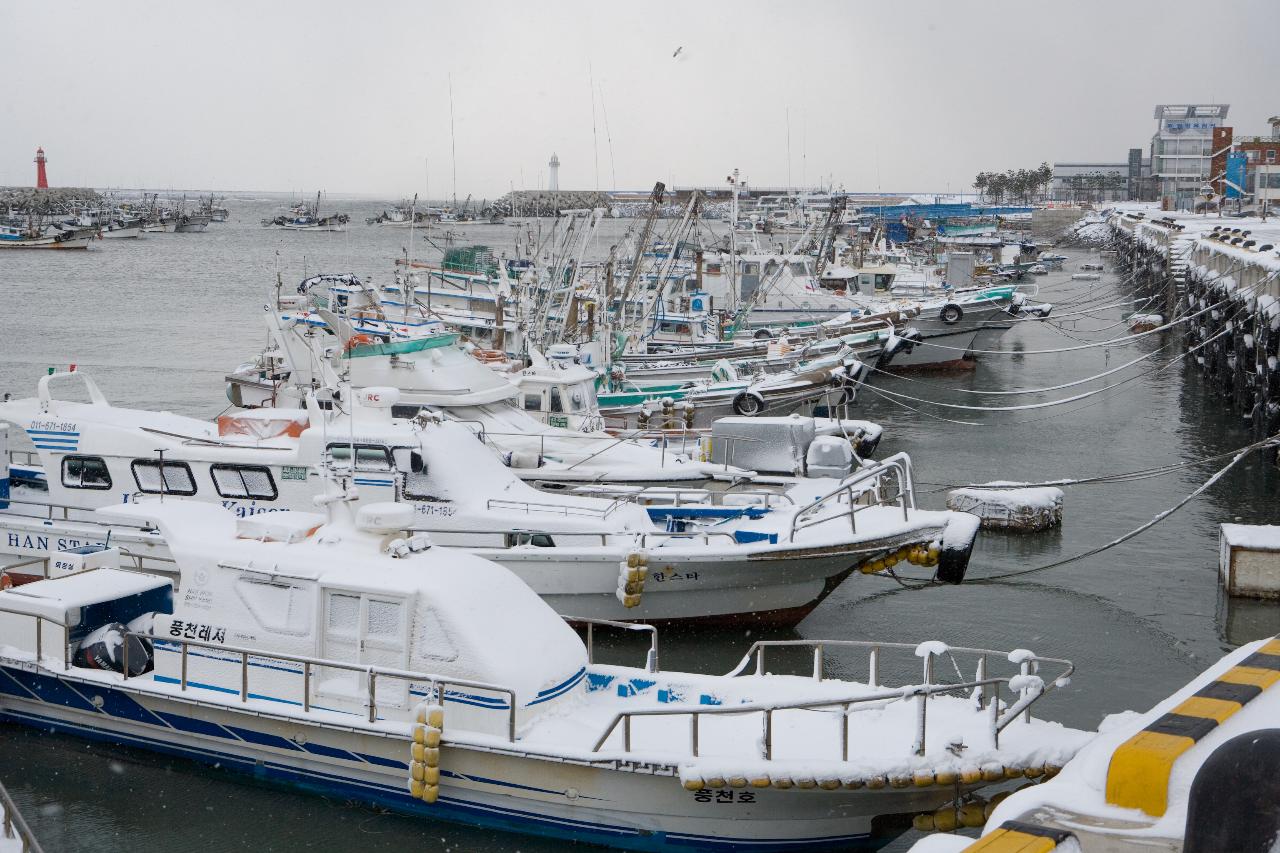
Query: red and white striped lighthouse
34 147 48 189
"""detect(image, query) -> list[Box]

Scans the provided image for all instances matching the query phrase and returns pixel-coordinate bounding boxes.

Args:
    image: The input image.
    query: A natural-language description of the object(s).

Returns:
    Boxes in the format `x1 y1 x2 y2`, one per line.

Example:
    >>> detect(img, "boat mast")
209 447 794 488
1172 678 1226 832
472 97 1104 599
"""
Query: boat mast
448 73 457 212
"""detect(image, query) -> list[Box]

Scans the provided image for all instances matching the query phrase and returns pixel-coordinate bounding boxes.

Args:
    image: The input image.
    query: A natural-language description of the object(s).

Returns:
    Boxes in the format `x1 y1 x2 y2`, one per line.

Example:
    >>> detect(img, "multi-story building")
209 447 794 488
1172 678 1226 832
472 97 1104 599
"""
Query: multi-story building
1050 151 1151 203
1050 162 1131 202
1150 104 1229 209
1210 117 1280 205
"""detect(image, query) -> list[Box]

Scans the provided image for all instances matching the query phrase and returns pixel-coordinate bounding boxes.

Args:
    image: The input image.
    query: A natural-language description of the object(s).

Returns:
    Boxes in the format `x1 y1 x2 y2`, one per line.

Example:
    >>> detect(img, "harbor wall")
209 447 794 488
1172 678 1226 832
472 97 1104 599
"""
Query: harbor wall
1030 207 1087 240
1108 211 1280 441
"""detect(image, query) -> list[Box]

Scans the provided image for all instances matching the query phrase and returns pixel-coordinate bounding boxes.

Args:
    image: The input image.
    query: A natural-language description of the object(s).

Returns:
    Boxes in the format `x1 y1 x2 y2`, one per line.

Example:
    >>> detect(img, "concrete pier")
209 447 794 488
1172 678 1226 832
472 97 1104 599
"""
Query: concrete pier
1107 208 1280 441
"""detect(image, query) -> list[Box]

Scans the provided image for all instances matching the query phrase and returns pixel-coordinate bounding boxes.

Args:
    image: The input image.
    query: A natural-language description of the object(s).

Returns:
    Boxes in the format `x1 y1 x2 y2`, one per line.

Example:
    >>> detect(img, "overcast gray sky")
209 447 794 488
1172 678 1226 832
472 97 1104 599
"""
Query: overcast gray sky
2 0 1276 197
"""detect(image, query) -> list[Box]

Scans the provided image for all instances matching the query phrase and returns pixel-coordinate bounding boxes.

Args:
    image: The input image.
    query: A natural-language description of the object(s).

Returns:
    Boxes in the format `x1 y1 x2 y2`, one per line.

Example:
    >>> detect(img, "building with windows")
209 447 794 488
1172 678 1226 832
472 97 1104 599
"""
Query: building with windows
1150 104 1229 209
1050 157 1150 203
1210 117 1280 205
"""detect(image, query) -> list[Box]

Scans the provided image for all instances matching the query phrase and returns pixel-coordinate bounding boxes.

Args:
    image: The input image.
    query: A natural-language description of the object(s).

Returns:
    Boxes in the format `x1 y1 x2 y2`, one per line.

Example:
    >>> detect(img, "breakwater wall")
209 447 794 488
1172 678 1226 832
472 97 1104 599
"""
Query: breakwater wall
1109 210 1280 440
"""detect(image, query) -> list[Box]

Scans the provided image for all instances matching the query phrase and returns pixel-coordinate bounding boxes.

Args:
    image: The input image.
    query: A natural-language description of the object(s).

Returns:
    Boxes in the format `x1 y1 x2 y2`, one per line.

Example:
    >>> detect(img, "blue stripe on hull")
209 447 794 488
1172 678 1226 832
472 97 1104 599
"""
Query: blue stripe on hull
0 669 880 851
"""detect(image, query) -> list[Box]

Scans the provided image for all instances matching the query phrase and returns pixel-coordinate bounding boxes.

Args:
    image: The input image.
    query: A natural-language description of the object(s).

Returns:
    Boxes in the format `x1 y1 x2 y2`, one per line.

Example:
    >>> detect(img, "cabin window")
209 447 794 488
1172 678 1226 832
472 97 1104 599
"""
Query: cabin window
326 592 360 633
211 464 278 500
549 387 564 413
61 456 112 490
742 262 759 275
415 609 459 662
508 533 555 547
524 393 541 412
327 443 392 471
234 578 313 636
570 384 586 410
706 263 723 275
131 460 197 496
789 262 808 276
366 598 403 639
875 275 892 291
403 451 434 499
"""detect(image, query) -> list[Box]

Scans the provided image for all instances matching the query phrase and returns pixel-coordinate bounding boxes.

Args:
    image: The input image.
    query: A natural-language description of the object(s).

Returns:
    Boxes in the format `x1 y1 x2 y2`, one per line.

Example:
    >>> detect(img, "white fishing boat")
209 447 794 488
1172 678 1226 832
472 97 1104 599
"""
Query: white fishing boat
0 221 95 249
223 286 737 484
0 493 1090 851
74 209 143 239
0 372 981 626
263 192 349 231
173 212 211 233
101 218 143 239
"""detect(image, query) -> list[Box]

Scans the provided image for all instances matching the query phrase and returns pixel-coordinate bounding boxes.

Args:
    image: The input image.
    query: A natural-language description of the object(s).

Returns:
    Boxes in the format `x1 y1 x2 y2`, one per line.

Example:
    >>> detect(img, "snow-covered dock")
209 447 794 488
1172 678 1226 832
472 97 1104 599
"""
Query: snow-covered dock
1107 205 1280 443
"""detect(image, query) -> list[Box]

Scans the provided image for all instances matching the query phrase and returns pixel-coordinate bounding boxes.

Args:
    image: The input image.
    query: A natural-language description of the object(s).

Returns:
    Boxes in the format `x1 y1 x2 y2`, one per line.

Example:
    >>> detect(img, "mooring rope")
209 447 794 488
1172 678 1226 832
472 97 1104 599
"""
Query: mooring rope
881 433 1280 591
904 262 1267 356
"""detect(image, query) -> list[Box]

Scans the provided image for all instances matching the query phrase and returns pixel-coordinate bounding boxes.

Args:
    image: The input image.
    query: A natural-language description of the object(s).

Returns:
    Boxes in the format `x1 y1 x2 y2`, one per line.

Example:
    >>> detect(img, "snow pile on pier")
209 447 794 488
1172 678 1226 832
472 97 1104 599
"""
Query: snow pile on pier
1061 215 1111 247
947 484 1063 532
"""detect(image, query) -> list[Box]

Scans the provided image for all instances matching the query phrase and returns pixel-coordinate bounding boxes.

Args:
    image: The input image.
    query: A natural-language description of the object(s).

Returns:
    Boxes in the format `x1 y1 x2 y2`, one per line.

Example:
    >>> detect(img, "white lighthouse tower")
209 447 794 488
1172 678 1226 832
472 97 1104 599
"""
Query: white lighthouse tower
548 152 560 192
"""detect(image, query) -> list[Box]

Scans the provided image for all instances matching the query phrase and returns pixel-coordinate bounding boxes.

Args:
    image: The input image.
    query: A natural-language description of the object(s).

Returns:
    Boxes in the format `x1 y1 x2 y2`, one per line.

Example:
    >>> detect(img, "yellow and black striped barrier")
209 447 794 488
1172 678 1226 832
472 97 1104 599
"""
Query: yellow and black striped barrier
1105 636 1280 816
961 819 1074 851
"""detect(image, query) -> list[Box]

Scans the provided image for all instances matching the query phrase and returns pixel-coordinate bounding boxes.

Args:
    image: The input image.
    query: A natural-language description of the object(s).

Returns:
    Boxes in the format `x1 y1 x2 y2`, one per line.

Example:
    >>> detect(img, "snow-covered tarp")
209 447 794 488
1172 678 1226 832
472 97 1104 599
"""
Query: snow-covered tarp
947 484 1063 532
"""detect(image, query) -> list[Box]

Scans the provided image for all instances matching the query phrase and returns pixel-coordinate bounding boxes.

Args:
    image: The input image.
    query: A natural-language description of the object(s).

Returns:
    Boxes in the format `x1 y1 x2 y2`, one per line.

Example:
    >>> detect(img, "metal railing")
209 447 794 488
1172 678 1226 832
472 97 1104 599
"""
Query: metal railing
0 600 528 741
0 780 44 853
788 452 914 541
485 497 629 520
592 639 1072 760
419 526 613 547
0 606 71 670
566 615 659 673
0 495 166 529
121 631 520 737
637 530 740 548
0 537 177 583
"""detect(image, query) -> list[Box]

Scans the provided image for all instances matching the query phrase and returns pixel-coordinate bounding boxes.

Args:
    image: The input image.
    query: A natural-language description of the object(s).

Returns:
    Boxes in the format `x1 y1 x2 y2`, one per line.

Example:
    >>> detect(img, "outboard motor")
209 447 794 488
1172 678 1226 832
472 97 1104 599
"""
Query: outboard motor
74 622 154 676
1184 729 1280 852
805 436 855 479
880 328 923 366
853 428 881 459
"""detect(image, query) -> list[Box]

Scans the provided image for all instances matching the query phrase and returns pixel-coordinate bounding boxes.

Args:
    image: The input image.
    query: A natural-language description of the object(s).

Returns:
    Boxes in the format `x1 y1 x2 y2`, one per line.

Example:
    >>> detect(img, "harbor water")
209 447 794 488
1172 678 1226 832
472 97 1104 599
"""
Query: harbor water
2 197 1278 851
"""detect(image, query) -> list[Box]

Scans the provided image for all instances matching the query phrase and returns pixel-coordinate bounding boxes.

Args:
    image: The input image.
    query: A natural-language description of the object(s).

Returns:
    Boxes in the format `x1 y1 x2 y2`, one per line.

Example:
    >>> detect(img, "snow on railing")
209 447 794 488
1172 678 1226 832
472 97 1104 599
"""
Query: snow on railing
566 615 659 673
0 780 44 853
119 630 520 735
788 451 915 541
588 639 1073 761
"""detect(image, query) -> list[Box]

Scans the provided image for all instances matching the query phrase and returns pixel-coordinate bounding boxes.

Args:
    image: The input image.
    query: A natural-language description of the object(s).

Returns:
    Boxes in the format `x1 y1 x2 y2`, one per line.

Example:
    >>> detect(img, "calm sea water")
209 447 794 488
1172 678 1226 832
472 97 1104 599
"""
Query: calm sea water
2 196 1278 852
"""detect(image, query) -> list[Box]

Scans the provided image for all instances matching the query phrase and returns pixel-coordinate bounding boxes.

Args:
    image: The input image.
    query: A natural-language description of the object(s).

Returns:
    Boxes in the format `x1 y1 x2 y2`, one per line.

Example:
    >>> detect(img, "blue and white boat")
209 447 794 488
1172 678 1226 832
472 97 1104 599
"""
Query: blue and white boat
0 493 1090 851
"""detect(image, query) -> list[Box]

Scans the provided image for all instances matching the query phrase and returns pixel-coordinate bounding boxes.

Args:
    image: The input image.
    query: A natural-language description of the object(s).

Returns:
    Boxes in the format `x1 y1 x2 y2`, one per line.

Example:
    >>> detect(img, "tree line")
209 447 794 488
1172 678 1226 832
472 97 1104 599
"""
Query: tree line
972 164 1053 204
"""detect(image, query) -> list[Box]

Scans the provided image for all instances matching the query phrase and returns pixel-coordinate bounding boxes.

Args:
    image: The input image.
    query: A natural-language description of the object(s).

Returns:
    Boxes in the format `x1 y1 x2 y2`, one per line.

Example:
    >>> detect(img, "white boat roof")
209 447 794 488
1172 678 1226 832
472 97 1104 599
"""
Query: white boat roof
102 500 587 703
0 568 170 624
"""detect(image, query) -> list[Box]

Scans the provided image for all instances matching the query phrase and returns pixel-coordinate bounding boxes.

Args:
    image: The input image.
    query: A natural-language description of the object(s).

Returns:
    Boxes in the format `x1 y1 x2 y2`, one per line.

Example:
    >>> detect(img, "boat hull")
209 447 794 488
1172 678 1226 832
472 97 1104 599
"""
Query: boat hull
277 224 346 232
0 664 957 851
102 226 142 239
0 511 942 627
0 234 94 249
